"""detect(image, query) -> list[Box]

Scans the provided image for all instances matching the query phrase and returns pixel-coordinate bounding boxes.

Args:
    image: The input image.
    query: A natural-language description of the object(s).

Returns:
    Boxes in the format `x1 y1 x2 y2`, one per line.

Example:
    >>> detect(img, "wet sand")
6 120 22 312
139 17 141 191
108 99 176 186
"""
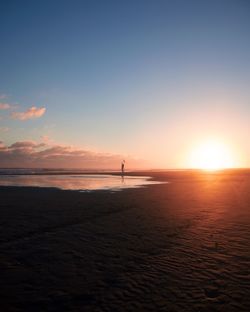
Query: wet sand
0 170 250 311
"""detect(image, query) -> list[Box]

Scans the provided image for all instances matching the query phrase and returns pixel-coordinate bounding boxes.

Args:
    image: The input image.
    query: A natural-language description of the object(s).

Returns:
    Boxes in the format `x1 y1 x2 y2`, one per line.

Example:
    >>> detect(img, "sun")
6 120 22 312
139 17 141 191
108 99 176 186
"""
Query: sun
189 140 235 170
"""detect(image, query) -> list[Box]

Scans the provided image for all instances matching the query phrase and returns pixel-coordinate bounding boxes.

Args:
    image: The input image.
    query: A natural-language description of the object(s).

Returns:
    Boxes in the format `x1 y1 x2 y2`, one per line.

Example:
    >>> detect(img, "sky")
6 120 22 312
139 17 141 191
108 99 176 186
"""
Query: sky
0 0 250 169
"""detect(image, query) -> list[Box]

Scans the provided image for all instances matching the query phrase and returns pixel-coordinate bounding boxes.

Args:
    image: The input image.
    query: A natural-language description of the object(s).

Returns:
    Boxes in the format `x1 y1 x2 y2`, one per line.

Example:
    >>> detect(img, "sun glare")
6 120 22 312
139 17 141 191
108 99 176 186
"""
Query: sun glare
189 140 235 170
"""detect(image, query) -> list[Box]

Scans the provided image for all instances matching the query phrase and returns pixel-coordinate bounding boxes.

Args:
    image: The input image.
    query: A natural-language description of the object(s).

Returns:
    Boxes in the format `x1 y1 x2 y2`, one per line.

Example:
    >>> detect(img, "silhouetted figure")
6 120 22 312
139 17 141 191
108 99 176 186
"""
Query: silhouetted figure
121 160 125 175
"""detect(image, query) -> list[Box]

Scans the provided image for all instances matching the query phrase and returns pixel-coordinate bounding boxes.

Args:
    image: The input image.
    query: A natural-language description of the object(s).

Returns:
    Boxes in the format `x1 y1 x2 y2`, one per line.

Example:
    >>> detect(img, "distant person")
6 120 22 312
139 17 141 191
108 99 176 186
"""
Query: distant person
121 160 125 175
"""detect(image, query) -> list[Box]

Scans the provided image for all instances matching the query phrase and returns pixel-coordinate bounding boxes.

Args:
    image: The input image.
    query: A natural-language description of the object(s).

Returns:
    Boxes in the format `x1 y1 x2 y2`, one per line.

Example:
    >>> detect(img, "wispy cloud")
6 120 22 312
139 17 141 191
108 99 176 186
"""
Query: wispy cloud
0 103 11 110
11 106 46 121
0 94 46 122
40 135 54 145
0 94 8 100
0 127 9 133
9 141 45 149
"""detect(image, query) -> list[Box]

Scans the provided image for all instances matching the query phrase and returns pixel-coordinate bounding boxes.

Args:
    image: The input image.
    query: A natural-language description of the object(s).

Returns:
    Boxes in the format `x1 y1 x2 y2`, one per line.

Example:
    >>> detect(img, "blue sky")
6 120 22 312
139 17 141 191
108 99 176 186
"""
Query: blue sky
0 0 250 168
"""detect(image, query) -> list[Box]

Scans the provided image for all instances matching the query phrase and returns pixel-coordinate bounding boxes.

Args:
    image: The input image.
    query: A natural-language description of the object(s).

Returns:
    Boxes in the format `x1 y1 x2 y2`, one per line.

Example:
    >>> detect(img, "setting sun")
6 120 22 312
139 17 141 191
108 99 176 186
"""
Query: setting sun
189 140 235 170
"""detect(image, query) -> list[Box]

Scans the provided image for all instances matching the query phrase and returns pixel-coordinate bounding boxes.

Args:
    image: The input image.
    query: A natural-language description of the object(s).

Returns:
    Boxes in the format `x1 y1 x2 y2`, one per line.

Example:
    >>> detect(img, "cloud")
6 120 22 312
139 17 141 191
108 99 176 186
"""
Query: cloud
0 141 5 149
40 135 54 145
11 106 46 120
0 127 9 133
0 103 11 110
9 141 44 149
0 94 8 100
0 140 146 169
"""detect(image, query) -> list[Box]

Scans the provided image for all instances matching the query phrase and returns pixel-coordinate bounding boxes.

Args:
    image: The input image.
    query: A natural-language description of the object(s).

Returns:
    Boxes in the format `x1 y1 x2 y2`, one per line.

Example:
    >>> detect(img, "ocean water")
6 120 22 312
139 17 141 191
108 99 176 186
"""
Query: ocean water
0 172 164 191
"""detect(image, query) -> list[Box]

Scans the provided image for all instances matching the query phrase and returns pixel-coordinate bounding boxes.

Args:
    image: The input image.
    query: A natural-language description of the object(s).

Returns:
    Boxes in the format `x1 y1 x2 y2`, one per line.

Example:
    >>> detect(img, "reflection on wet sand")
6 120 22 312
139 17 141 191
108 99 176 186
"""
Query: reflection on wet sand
0 174 164 191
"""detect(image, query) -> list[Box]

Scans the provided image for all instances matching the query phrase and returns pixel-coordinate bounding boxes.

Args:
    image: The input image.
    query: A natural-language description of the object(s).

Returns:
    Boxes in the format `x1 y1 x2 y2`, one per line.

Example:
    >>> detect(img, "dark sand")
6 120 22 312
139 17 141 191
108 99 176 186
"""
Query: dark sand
0 170 249 311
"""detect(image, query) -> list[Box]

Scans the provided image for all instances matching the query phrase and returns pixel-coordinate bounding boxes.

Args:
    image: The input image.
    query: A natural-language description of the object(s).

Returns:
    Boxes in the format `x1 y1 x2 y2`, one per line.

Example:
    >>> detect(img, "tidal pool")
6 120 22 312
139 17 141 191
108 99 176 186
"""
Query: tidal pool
0 174 164 191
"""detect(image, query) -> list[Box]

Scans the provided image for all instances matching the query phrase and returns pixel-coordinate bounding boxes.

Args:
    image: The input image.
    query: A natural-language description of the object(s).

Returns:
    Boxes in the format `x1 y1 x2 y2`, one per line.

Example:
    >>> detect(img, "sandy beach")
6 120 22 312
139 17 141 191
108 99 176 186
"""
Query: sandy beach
0 170 250 311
